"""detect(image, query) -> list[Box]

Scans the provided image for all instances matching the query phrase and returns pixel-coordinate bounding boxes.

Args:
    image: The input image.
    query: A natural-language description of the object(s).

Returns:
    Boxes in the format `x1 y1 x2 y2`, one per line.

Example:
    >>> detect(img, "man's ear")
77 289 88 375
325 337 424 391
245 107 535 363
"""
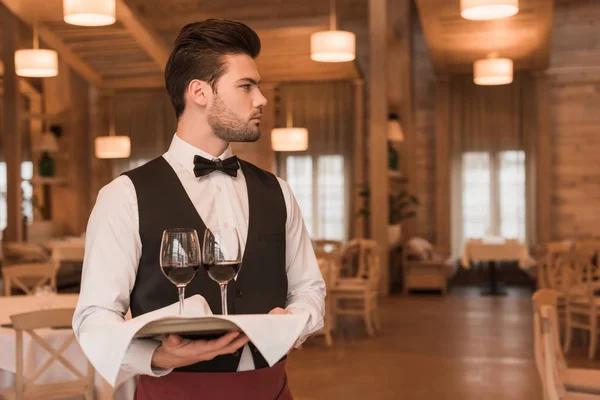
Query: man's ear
187 79 211 108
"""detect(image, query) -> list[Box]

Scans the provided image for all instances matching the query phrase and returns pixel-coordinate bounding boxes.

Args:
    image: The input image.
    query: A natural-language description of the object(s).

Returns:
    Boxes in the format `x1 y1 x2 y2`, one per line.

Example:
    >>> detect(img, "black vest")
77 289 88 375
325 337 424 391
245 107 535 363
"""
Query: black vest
123 156 288 372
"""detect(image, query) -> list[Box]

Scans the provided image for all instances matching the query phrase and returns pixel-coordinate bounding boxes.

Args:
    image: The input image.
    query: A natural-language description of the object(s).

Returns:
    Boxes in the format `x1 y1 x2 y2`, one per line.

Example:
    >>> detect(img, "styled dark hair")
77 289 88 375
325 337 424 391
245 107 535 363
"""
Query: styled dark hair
165 19 261 118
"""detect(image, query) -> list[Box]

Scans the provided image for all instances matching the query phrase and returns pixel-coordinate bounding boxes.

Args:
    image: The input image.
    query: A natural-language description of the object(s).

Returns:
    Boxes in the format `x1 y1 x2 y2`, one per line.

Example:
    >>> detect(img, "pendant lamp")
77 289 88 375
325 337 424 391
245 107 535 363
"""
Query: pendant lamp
95 96 131 159
460 0 519 20
63 0 116 26
15 20 58 78
271 95 308 152
474 53 513 86
310 0 355 62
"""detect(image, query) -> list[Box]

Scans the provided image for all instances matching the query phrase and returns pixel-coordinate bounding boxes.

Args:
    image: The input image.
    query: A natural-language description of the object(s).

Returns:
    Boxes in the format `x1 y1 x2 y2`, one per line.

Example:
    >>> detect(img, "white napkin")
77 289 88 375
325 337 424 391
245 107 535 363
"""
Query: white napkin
78 295 309 387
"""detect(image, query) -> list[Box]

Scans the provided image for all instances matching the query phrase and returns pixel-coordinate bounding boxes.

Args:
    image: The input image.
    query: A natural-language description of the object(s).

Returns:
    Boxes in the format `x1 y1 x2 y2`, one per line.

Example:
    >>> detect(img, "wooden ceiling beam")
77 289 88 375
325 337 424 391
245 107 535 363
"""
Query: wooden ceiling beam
116 0 170 71
102 75 164 89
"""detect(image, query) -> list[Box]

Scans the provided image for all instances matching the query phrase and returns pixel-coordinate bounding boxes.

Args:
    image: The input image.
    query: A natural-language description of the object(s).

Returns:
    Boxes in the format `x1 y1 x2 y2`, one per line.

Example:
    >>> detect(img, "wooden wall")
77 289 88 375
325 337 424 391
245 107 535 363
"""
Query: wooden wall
413 15 436 243
548 0 600 240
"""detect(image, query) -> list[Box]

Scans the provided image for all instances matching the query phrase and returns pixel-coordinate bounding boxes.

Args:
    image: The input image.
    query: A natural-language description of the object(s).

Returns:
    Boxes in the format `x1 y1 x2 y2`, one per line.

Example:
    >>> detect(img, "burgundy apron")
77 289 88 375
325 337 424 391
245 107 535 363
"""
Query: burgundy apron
134 361 293 400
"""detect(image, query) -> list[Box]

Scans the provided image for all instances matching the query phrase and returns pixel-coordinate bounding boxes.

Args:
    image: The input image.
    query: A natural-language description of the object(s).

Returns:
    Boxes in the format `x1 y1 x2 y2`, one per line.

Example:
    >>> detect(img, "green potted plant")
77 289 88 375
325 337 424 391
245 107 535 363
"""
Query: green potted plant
388 190 419 243
356 186 419 243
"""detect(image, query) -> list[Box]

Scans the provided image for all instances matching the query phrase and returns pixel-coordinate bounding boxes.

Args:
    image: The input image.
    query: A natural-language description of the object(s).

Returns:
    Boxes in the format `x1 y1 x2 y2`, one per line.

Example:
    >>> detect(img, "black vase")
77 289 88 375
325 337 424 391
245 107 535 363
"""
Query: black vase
38 152 56 177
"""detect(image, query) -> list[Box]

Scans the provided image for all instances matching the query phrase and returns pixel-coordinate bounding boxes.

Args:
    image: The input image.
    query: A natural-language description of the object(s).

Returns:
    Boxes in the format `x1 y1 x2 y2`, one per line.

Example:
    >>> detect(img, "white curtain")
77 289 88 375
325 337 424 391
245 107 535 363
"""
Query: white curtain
449 73 537 256
275 82 356 241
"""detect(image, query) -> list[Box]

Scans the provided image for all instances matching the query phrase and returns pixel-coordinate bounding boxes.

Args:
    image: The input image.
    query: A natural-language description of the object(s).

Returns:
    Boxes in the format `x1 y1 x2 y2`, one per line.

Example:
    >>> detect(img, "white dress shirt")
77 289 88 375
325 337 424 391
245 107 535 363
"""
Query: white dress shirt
73 133 326 376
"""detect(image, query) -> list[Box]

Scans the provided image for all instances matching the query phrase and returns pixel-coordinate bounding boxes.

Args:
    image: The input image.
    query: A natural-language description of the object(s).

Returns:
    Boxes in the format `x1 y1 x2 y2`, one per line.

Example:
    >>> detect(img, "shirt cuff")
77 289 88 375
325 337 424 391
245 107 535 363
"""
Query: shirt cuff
122 339 173 377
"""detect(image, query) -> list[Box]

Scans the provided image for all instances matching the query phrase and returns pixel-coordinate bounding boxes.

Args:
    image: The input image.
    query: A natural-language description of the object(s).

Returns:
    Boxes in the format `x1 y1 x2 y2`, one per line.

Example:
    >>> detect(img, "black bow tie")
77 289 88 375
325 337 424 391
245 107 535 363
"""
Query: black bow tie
193 155 240 177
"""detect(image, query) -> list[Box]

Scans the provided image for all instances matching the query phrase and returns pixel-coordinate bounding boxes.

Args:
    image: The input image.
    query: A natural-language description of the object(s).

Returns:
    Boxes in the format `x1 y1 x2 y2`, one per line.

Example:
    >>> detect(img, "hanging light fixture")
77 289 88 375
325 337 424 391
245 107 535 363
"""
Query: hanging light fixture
15 19 58 78
474 53 513 85
387 113 405 142
63 0 116 26
95 96 131 159
310 0 355 62
271 95 308 152
460 0 519 20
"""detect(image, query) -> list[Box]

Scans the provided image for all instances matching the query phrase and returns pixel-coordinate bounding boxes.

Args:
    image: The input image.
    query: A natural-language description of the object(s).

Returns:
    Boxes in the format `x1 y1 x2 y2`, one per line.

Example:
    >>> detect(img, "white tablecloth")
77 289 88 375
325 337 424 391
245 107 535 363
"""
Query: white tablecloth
44 237 86 263
461 238 534 269
0 294 136 400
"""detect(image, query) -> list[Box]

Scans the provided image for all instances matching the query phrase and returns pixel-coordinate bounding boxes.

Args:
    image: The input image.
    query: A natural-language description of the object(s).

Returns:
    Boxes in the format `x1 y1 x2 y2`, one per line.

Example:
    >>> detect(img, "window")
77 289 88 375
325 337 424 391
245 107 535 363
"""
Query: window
0 161 35 231
462 150 526 242
285 155 346 241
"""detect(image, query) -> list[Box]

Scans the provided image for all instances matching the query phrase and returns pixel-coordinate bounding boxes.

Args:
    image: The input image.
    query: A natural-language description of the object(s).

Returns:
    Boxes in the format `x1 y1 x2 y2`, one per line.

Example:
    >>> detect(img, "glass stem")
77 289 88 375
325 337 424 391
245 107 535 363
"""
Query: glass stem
178 286 185 315
220 284 228 315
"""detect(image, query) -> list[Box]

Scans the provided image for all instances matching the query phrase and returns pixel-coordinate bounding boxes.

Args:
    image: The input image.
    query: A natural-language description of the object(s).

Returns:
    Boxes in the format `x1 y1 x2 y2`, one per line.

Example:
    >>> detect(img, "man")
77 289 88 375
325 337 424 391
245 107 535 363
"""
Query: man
73 19 326 400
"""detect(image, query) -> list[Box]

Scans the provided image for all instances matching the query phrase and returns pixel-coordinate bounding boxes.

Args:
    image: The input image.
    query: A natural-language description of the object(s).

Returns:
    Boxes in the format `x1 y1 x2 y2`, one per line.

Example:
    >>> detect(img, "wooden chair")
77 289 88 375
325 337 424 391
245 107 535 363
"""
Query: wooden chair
533 289 600 397
315 258 334 346
563 246 600 359
330 239 381 336
2 263 58 296
312 239 343 256
2 242 50 265
538 305 600 400
0 308 95 400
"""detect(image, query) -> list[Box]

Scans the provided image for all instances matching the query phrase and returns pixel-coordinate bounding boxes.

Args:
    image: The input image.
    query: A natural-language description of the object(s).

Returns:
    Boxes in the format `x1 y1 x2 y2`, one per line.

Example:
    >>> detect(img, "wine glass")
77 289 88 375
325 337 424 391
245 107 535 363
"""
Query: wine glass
160 228 201 315
202 227 242 315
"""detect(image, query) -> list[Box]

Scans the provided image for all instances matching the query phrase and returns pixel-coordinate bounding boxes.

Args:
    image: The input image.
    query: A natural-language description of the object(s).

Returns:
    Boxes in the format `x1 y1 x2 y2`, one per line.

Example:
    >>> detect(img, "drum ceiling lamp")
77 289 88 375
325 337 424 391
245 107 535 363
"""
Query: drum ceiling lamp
310 0 355 62
460 0 519 20
95 96 131 159
63 0 116 26
271 96 308 152
474 53 513 85
15 20 58 78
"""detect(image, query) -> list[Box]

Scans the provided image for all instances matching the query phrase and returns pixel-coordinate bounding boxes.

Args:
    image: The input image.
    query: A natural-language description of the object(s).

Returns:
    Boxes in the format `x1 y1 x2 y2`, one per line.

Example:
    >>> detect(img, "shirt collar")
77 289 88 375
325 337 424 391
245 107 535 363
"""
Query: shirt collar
167 133 234 178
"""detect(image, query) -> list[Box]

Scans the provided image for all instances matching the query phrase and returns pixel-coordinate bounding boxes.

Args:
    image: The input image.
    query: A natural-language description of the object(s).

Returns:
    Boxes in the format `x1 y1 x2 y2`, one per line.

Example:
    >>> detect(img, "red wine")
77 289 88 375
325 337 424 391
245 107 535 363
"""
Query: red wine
203 261 241 283
161 264 200 285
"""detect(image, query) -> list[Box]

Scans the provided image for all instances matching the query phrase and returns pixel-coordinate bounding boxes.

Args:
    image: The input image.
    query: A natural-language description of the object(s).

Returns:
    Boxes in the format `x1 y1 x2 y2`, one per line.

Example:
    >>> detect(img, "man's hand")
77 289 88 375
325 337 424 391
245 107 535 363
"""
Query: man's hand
151 331 249 369
268 307 292 315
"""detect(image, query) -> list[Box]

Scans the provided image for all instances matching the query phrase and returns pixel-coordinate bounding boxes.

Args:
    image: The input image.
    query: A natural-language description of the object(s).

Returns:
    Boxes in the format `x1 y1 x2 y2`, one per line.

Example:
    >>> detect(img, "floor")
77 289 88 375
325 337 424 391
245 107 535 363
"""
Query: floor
285 286 600 400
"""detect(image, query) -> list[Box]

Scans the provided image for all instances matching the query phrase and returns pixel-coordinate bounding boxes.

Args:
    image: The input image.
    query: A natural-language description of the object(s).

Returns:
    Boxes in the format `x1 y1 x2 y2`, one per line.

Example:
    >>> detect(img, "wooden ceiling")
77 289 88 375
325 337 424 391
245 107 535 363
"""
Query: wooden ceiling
1 0 364 89
415 0 554 74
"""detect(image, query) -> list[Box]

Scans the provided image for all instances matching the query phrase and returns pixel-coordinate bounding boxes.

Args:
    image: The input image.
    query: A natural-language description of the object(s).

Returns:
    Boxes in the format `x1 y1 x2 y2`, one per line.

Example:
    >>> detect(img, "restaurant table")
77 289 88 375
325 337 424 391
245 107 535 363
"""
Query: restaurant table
0 294 136 400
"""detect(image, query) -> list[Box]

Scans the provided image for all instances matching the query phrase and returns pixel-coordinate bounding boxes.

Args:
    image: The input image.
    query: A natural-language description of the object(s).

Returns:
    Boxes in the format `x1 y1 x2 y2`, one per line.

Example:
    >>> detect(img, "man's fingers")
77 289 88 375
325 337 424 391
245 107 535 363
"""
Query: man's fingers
184 331 240 355
205 335 250 360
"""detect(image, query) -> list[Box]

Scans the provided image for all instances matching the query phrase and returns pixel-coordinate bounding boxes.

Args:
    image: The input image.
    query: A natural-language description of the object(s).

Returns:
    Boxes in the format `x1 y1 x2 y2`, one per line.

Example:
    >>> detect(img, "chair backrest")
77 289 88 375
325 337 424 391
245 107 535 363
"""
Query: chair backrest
2 242 50 265
10 308 94 400
340 239 377 279
566 247 599 298
2 263 58 296
313 240 343 255
540 305 567 400
532 290 566 377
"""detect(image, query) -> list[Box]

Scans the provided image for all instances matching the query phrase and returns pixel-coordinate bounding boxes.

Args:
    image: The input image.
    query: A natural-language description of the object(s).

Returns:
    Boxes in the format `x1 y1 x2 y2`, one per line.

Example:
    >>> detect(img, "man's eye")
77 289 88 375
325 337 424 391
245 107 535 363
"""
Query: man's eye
241 85 251 90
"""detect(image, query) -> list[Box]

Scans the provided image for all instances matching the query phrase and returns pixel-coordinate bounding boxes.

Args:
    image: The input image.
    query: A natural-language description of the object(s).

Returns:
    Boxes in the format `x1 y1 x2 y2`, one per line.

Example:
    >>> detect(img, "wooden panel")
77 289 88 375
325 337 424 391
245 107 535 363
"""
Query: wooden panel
368 0 389 295
116 0 170 70
415 0 554 74
547 0 600 240
43 60 92 234
125 0 367 36
434 77 450 253
1 5 23 241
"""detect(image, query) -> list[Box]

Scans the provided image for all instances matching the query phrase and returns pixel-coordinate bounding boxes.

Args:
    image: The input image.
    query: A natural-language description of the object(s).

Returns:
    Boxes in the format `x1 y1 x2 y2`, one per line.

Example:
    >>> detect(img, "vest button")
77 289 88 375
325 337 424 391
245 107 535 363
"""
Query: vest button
235 289 243 297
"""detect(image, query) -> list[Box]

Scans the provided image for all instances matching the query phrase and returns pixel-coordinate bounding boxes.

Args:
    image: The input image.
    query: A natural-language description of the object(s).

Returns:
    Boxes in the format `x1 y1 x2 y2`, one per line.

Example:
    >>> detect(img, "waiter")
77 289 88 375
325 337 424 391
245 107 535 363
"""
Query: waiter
73 19 326 400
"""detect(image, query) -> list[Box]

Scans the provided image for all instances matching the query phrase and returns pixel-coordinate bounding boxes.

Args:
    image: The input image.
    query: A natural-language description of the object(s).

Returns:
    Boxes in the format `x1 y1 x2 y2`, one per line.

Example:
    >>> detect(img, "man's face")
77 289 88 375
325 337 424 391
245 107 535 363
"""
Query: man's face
206 54 267 142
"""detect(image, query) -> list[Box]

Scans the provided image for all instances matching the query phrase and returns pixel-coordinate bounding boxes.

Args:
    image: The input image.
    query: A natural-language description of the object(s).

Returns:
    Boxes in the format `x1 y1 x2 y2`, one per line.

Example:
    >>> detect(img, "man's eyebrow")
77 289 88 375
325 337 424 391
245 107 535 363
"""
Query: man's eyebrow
236 78 260 85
